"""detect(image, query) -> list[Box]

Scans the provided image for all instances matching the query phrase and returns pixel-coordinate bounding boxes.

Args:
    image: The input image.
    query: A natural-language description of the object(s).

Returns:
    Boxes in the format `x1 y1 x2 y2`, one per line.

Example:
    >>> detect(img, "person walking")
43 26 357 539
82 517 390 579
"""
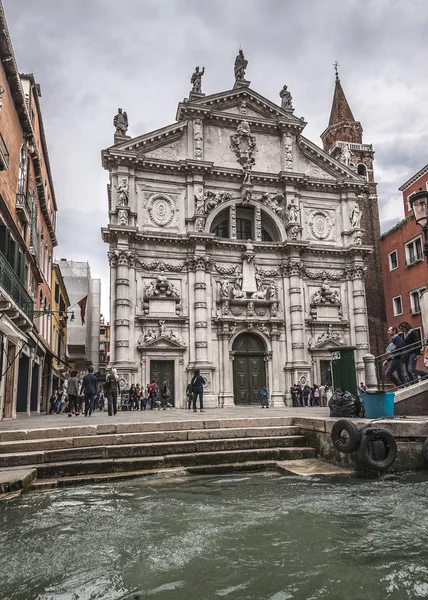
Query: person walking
319 384 327 407
82 366 98 417
383 326 407 387
399 322 428 383
191 368 206 413
161 380 172 409
67 370 80 416
104 368 119 416
302 385 310 407
312 385 320 407
186 381 193 410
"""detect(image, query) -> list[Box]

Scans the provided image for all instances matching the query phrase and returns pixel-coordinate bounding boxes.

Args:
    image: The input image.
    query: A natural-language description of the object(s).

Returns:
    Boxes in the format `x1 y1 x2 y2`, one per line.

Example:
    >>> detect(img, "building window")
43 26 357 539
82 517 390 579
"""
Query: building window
262 228 273 242
410 290 421 315
405 237 423 266
236 218 252 240
389 250 398 271
393 296 403 316
213 220 229 238
54 282 60 304
357 164 367 178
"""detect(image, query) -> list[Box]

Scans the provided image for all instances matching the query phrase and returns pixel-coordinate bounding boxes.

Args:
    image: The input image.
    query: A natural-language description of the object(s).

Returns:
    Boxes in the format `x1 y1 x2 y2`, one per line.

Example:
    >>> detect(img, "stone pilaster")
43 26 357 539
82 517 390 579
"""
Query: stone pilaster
230 204 237 240
194 261 209 365
350 263 369 372
270 326 284 406
219 326 234 407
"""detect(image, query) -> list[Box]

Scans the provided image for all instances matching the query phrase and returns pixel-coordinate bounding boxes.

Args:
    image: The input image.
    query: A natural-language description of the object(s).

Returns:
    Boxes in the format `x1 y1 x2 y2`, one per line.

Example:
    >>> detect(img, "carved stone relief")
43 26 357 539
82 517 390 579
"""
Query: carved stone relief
308 210 332 240
193 119 203 160
147 194 176 227
145 141 180 161
283 133 293 171
230 120 257 183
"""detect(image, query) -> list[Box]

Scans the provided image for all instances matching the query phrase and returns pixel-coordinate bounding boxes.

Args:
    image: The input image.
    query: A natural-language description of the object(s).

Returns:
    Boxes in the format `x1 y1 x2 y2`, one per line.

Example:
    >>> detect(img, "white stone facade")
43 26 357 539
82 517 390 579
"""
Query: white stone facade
102 84 371 406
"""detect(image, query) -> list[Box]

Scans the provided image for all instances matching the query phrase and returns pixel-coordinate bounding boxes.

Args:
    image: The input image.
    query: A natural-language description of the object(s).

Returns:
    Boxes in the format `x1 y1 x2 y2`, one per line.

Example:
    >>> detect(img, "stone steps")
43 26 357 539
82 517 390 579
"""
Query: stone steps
0 436 310 469
0 426 300 454
31 447 316 480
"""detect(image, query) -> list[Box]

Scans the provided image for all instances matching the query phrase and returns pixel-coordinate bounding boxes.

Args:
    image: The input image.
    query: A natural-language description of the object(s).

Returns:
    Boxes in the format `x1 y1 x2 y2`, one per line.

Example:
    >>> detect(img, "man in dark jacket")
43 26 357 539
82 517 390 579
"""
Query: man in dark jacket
399 321 428 382
191 368 206 413
82 365 98 417
384 326 407 386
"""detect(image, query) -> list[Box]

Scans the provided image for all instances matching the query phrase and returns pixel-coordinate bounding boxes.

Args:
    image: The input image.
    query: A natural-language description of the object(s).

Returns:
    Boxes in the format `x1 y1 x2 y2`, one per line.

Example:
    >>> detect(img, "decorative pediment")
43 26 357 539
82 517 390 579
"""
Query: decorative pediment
298 137 365 182
138 335 186 351
308 325 344 350
106 122 188 155
177 87 305 129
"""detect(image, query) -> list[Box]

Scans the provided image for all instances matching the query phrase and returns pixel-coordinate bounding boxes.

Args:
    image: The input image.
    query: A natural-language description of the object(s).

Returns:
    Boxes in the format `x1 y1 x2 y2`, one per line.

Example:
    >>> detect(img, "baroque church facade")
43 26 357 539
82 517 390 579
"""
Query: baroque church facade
101 54 385 407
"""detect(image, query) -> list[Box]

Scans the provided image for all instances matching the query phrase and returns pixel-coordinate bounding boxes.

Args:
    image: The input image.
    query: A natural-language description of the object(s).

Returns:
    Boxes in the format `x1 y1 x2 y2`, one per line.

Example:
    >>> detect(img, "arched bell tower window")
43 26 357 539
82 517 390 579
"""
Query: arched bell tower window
357 163 367 178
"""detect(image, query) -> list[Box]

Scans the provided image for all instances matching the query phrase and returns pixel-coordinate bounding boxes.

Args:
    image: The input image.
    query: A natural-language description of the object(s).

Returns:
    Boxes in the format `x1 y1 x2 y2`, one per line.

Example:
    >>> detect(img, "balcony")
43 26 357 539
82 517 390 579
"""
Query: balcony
16 192 32 224
329 141 373 155
0 133 9 170
0 250 33 320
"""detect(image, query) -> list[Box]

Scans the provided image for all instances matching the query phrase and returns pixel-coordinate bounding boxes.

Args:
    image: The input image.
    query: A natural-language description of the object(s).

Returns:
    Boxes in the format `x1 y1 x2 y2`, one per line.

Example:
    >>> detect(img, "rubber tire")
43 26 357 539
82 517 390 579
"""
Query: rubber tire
331 419 361 453
422 438 428 463
357 427 397 471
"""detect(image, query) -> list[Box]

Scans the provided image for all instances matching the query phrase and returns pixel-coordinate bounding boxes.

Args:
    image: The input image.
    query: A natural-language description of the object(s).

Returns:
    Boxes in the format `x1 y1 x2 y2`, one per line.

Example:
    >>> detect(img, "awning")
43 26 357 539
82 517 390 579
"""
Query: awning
0 314 28 343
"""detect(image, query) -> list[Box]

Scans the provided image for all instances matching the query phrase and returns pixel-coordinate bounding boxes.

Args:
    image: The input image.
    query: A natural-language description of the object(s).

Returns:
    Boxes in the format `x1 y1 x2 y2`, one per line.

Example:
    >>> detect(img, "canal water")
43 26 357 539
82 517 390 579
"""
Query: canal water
1 473 428 599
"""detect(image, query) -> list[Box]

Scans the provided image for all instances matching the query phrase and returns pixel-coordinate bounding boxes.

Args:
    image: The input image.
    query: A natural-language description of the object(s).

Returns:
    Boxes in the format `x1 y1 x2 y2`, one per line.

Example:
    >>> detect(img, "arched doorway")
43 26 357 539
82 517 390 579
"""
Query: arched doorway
232 333 266 404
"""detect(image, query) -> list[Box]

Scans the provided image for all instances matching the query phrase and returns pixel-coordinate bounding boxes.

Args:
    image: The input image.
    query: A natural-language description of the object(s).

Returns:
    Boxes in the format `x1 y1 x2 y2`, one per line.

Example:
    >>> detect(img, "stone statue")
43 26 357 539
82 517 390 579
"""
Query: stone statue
169 282 180 297
330 290 342 305
159 320 166 336
254 266 263 290
251 287 267 300
191 66 205 93
246 239 254 253
114 108 128 135
313 290 323 304
195 188 205 214
287 198 299 223
168 329 179 342
239 101 247 115
115 178 129 207
341 143 352 167
350 203 362 229
145 281 156 296
220 277 230 298
279 85 293 111
234 49 248 81
269 281 278 301
143 328 156 343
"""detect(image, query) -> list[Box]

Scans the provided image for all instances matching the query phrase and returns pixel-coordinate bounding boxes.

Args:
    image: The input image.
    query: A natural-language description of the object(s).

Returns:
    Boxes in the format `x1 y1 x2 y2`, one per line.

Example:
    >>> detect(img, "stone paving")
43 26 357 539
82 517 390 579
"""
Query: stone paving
0 406 330 432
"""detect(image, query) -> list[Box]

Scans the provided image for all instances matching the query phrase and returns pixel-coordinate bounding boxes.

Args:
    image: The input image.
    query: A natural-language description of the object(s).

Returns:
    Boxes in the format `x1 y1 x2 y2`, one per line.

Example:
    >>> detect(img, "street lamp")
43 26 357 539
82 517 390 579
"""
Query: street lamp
31 309 75 322
409 187 428 263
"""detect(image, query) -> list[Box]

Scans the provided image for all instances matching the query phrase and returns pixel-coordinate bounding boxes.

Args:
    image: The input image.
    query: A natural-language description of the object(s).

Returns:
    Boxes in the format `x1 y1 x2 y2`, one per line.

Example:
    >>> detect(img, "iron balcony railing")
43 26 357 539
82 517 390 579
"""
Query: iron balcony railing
16 191 32 223
0 250 33 319
374 337 428 392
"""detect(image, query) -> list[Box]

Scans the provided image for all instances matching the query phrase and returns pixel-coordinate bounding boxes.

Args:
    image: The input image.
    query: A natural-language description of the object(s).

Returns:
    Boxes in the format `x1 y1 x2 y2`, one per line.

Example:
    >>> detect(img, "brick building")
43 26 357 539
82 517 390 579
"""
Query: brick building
380 164 428 349
321 70 386 358
0 2 57 418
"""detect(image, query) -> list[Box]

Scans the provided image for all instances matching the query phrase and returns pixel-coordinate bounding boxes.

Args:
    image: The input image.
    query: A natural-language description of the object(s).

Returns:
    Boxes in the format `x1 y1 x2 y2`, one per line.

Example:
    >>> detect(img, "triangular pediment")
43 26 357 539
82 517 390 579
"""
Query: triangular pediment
177 87 305 127
138 334 186 350
298 137 365 182
106 121 188 156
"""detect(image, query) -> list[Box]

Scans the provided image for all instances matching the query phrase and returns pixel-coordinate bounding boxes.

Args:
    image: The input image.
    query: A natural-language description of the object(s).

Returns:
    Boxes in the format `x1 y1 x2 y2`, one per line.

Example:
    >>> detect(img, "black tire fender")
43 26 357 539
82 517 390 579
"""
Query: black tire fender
357 427 397 471
331 419 361 453
422 438 428 463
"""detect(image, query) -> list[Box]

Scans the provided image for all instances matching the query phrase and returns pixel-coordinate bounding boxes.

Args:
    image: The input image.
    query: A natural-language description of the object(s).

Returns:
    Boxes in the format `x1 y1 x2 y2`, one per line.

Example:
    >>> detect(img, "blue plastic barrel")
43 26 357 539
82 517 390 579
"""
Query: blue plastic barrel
361 391 395 418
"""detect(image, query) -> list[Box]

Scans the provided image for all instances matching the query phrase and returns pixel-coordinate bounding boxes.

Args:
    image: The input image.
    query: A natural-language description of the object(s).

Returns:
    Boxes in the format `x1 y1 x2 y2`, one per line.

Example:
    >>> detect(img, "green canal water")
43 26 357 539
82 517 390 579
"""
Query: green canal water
1 473 428 599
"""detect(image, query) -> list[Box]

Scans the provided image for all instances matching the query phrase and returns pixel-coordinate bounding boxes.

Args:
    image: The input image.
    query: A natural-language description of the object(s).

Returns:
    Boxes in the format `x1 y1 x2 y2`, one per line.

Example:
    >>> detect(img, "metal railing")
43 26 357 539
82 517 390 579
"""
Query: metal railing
0 250 33 319
375 337 428 392
329 141 373 154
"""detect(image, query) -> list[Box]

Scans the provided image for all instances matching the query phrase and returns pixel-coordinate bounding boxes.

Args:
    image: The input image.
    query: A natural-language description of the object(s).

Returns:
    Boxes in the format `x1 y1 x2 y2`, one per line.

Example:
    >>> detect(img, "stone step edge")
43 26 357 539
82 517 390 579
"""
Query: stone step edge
0 435 309 465
0 417 295 442
0 426 302 453
30 461 281 490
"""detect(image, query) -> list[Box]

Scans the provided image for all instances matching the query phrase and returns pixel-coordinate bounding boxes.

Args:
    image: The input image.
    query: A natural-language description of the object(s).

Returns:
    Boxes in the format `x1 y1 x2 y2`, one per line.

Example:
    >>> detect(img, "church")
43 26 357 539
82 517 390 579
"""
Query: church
101 52 385 407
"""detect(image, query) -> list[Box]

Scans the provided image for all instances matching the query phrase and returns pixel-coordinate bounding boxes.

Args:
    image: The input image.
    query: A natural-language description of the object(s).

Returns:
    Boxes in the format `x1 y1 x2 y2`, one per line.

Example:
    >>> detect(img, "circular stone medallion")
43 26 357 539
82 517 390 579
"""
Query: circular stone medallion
148 195 175 227
309 210 332 240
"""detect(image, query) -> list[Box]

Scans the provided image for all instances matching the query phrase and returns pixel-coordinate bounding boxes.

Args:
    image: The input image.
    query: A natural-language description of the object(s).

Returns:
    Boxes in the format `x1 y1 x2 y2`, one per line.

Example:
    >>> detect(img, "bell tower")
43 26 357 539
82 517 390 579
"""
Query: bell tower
321 64 386 358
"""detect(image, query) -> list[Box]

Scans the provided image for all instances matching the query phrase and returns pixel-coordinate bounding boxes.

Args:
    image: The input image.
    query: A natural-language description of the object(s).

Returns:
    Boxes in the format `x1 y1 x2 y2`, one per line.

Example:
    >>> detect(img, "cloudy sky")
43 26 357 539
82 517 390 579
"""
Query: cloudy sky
4 0 428 316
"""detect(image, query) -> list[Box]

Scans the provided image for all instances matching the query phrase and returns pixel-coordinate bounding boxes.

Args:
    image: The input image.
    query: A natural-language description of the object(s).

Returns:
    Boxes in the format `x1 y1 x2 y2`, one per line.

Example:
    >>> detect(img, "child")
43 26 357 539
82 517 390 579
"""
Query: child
260 386 269 408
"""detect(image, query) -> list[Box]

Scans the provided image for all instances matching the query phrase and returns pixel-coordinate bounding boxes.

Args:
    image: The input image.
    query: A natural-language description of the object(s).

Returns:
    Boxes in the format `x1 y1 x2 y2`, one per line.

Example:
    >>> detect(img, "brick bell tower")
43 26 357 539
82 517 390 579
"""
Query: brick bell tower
321 65 386 358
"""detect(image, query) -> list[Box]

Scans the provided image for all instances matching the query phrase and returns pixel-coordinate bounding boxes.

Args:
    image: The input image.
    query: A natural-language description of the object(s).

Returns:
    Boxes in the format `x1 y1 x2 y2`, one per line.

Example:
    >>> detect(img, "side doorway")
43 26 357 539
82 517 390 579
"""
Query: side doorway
150 360 175 406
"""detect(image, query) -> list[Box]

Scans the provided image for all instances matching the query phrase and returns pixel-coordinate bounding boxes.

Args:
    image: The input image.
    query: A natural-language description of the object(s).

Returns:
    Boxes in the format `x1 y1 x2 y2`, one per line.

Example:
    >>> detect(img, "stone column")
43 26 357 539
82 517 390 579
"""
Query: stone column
115 250 131 363
287 261 305 364
193 257 209 365
350 263 369 372
108 251 117 364
270 326 284 406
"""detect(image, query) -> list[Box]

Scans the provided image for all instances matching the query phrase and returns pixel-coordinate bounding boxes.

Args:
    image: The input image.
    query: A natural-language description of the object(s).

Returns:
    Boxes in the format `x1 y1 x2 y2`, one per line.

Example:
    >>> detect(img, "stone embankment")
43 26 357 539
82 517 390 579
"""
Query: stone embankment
0 413 427 496
0 417 316 494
